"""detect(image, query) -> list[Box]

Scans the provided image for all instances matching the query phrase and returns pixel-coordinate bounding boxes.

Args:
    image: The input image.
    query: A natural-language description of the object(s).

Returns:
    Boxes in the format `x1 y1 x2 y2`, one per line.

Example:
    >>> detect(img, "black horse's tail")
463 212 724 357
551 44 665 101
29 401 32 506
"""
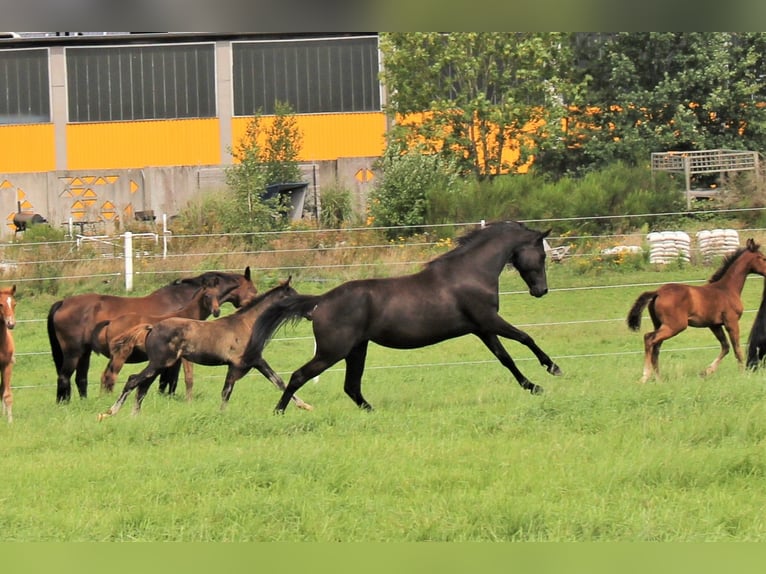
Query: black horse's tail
47 300 65 372
747 281 766 369
242 294 320 365
627 291 657 331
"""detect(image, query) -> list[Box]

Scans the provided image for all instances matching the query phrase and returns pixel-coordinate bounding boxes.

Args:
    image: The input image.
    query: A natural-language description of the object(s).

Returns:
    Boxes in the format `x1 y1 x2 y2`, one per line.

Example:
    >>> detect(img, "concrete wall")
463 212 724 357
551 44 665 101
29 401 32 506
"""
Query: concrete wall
0 157 379 238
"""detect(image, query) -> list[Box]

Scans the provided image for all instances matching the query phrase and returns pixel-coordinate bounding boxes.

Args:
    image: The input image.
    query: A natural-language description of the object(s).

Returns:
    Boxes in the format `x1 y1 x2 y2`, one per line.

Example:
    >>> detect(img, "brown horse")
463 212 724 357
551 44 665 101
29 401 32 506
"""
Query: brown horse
627 238 766 382
48 267 257 403
98 277 312 419
91 284 222 395
0 285 16 423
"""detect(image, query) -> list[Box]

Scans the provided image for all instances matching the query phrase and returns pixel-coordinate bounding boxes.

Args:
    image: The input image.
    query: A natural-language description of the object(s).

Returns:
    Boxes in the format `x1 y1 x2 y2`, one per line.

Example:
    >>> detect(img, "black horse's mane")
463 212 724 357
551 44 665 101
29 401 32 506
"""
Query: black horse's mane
426 221 529 268
708 246 751 283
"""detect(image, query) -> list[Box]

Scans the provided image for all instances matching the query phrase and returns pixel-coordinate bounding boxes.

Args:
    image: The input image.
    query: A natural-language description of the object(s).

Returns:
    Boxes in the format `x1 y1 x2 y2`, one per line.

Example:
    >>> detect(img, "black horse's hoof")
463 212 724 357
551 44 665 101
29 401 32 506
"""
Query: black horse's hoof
547 363 563 376
529 384 544 395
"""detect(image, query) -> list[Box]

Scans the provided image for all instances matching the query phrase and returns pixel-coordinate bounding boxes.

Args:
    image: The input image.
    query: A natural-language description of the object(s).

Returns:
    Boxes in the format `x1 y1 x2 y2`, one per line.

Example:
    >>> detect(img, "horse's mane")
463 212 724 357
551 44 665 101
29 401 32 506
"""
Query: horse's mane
425 221 529 268
173 271 230 288
232 281 292 314
708 246 749 283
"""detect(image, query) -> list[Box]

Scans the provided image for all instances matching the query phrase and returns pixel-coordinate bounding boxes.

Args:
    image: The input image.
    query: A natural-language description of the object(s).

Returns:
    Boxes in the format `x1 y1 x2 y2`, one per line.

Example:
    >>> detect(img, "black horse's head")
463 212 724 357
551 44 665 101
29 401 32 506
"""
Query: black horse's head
512 228 551 298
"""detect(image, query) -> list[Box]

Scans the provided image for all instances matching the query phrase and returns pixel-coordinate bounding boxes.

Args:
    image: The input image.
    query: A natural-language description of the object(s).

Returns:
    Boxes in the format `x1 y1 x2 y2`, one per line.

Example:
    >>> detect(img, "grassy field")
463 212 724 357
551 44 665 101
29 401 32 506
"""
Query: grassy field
4 261 766 541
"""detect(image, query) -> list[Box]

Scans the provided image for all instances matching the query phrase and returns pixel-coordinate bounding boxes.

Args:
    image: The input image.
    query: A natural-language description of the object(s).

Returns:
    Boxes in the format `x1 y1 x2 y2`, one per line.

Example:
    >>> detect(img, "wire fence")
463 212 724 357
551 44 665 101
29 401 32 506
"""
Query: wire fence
5 207 766 390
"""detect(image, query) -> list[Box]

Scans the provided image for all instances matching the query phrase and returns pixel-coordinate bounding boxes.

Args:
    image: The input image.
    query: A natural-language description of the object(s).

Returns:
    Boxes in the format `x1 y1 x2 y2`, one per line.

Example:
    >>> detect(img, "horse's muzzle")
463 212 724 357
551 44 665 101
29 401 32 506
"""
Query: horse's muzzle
530 287 548 298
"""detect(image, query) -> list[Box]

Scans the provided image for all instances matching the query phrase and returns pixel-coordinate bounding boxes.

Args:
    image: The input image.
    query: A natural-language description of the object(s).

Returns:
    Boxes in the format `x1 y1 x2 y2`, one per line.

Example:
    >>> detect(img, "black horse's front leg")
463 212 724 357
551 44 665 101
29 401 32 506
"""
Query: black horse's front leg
478 333 546 394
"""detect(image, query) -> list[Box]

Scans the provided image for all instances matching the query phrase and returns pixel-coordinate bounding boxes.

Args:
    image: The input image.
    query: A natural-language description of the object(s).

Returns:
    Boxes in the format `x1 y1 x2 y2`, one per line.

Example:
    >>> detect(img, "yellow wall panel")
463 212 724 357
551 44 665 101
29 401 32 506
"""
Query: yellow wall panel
67 118 221 170
0 124 56 173
231 112 387 162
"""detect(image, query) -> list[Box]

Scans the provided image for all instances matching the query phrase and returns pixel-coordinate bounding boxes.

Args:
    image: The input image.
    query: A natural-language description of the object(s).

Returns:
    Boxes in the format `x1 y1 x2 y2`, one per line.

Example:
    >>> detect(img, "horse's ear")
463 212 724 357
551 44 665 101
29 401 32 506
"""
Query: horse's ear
281 275 292 286
541 229 552 239
748 238 760 251
244 266 251 281
10 285 15 295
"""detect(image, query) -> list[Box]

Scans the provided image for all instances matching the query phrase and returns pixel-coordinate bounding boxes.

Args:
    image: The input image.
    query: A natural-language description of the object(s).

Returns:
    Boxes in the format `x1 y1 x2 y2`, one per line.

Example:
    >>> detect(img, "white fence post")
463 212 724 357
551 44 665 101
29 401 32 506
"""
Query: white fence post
124 231 133 291
162 213 169 259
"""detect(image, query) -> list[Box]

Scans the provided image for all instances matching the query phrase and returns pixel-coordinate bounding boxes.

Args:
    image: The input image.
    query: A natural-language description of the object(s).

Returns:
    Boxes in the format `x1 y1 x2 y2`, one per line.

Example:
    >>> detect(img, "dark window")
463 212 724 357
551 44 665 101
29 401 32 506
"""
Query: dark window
233 36 380 115
0 48 50 124
66 43 216 122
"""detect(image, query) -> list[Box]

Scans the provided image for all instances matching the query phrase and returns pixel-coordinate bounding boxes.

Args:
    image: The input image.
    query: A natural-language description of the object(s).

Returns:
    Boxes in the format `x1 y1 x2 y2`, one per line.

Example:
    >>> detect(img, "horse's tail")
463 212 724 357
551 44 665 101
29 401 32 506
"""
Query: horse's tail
747 281 766 369
91 320 111 356
47 300 65 372
627 291 657 331
242 294 320 365
111 324 152 360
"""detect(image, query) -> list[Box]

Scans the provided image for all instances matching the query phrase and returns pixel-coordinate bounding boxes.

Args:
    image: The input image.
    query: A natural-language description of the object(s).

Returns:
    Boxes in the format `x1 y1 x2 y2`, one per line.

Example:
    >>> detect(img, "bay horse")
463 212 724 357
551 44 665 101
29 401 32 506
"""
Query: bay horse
627 238 766 383
242 220 562 413
91 284 222 395
0 285 16 423
98 277 312 419
47 267 257 403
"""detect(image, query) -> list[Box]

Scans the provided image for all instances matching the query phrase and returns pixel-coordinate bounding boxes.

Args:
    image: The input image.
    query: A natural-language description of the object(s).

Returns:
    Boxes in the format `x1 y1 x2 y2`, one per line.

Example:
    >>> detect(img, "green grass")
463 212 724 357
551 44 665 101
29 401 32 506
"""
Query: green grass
4 263 766 540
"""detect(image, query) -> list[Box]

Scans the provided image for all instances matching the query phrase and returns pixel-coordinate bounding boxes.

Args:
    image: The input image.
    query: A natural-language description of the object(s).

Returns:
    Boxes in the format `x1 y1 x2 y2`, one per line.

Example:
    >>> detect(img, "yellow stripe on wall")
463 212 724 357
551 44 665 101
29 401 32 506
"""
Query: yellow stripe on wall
67 118 221 170
231 112 387 162
0 124 56 173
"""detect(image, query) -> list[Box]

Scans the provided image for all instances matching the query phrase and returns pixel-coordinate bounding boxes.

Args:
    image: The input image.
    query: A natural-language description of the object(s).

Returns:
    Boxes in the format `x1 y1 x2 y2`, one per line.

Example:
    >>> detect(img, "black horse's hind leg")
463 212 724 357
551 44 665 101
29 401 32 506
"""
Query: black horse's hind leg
240 357 313 411
158 361 182 395
343 342 373 410
275 356 337 414
74 349 91 398
478 333 544 394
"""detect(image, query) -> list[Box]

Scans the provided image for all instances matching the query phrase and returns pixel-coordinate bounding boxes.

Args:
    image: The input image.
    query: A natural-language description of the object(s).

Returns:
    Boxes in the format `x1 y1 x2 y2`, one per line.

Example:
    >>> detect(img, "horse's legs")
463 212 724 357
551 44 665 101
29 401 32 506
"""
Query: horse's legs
1 363 12 423
725 320 745 368
99 366 158 420
275 356 337 414
56 354 79 403
132 370 161 415
478 333 543 394
219 365 250 408
101 354 127 393
182 359 193 401
243 357 313 410
704 324 731 376
641 324 683 383
158 361 182 395
484 315 562 376
343 341 373 410
74 349 91 398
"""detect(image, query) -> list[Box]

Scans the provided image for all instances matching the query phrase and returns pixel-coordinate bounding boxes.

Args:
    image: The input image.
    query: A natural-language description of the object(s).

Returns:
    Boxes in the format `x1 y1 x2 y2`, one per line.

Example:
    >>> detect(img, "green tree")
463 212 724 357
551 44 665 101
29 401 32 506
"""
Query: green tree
547 33 766 175
379 32 571 180
261 100 304 185
224 102 304 232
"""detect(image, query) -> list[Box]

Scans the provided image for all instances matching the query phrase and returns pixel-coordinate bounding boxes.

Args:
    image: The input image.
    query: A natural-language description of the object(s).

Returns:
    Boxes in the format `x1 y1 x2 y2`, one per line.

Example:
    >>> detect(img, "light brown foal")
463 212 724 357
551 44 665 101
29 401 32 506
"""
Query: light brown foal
627 238 766 383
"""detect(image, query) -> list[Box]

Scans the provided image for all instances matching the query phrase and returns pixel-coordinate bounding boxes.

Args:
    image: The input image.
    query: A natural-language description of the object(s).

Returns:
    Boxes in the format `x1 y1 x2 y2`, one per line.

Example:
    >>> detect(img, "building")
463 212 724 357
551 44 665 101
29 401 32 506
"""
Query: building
0 33 385 235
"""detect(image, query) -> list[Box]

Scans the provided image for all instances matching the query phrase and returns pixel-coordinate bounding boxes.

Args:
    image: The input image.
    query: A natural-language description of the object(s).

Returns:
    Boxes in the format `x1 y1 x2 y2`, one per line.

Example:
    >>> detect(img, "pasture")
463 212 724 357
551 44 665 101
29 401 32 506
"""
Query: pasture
3 260 766 541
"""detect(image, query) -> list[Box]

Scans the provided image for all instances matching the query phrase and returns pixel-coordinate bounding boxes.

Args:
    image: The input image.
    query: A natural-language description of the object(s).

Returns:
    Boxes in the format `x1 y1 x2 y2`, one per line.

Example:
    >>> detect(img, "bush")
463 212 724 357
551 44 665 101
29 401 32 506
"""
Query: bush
425 162 685 234
369 148 460 236
319 184 354 229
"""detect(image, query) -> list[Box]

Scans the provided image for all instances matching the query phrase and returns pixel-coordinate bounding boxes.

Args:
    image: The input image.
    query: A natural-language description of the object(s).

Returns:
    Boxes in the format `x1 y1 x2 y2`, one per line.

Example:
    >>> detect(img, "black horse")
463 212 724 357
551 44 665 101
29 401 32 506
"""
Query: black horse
242 220 562 413
747 280 766 369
